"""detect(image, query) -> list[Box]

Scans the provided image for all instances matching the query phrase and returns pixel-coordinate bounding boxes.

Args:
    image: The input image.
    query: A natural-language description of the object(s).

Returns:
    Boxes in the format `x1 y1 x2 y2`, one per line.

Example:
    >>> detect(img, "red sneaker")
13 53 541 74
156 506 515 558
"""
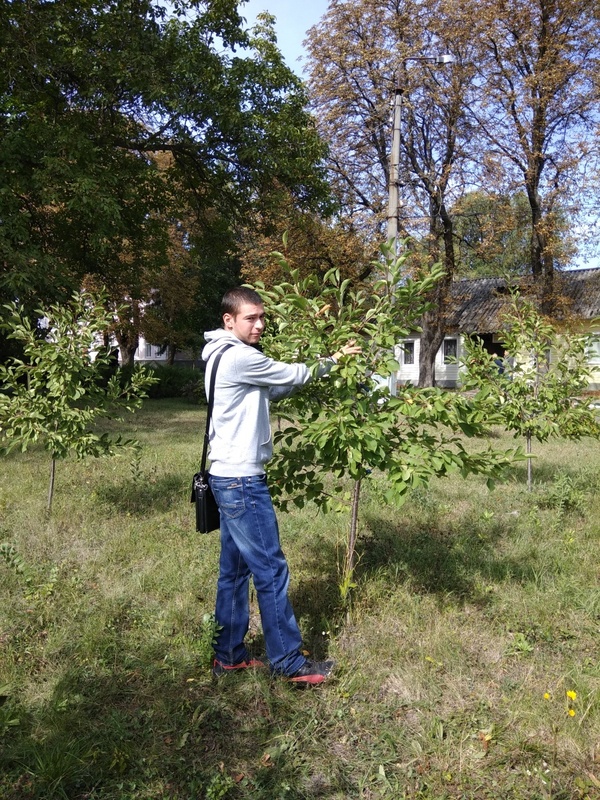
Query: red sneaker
287 659 335 686
212 658 265 678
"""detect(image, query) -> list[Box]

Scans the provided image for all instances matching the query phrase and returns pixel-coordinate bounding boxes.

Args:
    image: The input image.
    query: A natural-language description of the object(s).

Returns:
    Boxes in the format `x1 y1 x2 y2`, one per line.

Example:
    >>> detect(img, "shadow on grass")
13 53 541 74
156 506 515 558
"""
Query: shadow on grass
100 399 207 439
0 638 332 800
96 474 188 516
283 493 547 642
355 506 542 606
509 459 571 487
287 536 343 660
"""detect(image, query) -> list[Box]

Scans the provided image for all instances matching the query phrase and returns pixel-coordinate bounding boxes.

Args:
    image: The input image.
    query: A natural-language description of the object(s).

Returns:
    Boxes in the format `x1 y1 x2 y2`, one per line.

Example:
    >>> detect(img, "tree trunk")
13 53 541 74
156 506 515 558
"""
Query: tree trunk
167 343 176 366
541 250 555 315
528 190 545 282
47 456 56 514
418 273 453 388
418 318 443 387
118 339 138 367
344 478 362 581
526 432 533 491
527 185 555 313
418 203 455 388
341 478 362 613
115 300 142 366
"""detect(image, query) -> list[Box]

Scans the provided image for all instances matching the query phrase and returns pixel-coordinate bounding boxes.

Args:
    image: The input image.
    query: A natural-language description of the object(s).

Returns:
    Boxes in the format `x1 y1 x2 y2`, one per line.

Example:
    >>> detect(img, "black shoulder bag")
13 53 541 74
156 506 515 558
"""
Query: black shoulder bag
190 344 233 533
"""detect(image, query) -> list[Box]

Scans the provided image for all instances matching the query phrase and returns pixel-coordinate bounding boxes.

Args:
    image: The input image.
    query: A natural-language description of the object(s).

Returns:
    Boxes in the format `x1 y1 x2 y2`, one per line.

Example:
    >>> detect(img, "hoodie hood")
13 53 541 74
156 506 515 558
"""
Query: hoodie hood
202 328 243 362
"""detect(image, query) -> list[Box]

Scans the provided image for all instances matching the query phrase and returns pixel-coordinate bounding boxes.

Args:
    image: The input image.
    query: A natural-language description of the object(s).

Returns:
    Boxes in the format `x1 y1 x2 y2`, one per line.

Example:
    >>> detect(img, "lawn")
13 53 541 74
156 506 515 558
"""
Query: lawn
1 398 599 799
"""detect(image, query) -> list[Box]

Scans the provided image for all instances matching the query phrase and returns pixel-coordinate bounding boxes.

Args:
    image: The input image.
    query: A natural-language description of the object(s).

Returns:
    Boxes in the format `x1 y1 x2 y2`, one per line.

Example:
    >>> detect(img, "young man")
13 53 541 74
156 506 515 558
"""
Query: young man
202 286 361 686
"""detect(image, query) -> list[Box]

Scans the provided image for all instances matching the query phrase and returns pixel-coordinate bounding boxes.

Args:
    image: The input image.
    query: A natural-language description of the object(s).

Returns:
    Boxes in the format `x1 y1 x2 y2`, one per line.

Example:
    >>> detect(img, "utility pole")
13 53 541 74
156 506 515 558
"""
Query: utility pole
385 54 455 395
386 74 403 247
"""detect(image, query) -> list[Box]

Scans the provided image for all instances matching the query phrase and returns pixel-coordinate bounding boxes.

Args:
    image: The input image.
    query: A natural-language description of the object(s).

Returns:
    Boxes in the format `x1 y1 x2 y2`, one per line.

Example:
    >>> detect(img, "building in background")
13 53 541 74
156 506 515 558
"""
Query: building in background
396 268 600 390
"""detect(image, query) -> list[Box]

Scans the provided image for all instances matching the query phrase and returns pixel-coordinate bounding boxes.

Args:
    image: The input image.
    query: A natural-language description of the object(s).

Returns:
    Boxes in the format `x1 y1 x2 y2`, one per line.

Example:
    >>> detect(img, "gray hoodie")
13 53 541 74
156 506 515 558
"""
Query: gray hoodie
202 328 334 477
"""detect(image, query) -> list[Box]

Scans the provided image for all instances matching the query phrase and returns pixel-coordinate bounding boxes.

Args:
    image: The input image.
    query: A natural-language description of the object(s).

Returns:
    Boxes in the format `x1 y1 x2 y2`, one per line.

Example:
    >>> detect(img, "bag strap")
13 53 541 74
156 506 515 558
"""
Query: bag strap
200 344 234 473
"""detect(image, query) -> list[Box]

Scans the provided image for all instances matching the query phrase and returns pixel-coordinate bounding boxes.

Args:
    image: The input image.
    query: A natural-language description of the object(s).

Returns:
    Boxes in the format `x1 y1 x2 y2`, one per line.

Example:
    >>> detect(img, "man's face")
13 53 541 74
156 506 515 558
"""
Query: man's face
223 302 265 345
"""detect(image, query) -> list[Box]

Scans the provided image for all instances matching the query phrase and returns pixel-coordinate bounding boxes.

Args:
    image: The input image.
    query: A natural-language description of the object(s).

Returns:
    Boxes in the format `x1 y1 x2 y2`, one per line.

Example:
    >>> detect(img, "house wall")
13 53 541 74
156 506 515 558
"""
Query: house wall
396 336 462 387
135 338 168 364
588 338 600 390
133 336 203 368
396 330 600 390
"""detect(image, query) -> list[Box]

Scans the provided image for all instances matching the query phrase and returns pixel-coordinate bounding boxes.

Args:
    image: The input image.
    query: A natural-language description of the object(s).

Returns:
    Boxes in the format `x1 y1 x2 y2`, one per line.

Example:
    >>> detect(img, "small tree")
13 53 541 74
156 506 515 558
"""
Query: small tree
254 244 519 602
0 291 156 512
461 292 600 490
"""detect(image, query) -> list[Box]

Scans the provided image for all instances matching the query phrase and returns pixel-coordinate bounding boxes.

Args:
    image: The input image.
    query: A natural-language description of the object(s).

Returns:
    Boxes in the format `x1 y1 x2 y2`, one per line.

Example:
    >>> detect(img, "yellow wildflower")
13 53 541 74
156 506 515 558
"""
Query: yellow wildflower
566 690 577 701
568 709 576 717
543 692 551 700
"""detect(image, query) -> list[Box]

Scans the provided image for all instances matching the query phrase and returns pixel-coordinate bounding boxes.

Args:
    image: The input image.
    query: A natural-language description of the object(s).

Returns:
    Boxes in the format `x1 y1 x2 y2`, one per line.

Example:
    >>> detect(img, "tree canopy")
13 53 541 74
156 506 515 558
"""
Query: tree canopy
238 191 378 289
468 0 600 300
305 0 475 239
305 0 600 272
304 0 487 385
0 0 331 359
305 0 600 383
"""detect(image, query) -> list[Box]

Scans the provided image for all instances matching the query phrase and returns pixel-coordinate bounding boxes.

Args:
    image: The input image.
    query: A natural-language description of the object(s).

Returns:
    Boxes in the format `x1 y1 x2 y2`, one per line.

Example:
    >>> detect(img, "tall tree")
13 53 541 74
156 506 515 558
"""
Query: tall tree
305 0 600 383
238 191 377 288
453 191 537 278
0 0 330 359
468 0 600 307
305 0 479 385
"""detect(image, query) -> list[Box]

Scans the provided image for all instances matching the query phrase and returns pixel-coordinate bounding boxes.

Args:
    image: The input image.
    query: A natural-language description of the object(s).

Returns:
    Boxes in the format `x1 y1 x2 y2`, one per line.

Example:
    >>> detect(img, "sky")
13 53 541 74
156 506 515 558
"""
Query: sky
238 0 330 75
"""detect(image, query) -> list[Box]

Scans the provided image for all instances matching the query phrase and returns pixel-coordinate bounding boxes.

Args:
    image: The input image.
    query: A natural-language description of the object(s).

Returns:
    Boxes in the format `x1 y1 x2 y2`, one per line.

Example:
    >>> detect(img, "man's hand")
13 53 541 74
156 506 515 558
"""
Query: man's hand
332 340 362 361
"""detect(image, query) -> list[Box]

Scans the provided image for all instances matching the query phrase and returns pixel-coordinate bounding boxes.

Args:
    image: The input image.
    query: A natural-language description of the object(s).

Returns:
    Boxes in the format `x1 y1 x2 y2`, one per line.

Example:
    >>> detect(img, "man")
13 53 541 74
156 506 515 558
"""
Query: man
202 286 361 686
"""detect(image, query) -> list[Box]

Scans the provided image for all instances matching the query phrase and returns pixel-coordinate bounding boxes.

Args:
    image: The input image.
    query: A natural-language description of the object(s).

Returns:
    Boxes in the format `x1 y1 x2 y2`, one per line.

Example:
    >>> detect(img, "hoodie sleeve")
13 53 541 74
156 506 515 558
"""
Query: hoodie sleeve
226 346 334 390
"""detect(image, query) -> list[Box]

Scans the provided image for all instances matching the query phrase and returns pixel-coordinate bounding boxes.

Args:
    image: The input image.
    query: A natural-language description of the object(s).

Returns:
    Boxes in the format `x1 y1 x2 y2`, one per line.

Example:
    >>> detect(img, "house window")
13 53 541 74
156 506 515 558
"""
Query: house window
402 341 415 365
145 342 152 358
443 338 457 364
589 340 600 364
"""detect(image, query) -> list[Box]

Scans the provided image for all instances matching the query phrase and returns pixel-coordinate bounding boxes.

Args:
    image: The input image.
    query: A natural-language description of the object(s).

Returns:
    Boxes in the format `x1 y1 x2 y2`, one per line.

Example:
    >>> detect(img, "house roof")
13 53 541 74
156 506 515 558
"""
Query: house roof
443 268 600 334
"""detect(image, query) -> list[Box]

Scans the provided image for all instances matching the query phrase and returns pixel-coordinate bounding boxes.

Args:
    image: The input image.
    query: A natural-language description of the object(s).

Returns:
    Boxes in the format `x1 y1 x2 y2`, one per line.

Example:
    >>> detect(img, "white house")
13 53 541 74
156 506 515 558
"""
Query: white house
135 336 169 364
396 335 462 388
396 268 600 390
133 335 202 368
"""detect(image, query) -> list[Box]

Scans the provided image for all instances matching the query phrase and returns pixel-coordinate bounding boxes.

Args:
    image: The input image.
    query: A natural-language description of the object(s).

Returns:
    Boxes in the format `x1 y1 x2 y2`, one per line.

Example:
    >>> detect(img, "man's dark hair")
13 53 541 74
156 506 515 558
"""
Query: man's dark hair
221 286 264 318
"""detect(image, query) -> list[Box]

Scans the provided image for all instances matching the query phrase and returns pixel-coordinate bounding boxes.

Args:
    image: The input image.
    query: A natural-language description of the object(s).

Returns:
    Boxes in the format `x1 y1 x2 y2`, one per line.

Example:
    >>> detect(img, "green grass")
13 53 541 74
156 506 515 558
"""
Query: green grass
1 398 599 799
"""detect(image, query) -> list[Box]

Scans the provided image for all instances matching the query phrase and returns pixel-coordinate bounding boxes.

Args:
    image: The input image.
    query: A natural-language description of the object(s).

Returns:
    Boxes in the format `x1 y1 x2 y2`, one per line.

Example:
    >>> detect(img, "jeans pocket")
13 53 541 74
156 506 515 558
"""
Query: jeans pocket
211 480 246 520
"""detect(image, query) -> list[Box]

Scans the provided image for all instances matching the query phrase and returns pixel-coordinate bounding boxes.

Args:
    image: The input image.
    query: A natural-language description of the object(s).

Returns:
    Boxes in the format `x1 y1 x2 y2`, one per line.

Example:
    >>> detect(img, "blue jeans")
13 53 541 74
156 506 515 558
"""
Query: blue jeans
208 474 306 675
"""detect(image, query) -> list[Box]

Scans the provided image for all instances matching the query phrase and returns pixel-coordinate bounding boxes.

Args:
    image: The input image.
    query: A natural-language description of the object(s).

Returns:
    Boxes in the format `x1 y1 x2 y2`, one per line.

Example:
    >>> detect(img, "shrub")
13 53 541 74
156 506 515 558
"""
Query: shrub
142 365 206 403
